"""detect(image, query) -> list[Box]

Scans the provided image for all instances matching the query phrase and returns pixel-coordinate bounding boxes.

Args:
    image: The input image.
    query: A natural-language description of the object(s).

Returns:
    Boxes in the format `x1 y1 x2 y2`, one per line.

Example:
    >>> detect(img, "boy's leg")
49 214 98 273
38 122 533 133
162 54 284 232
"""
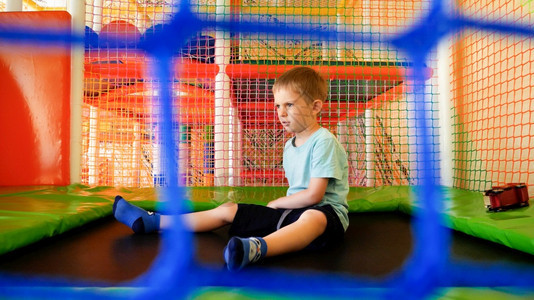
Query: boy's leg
113 196 161 234
172 202 238 232
262 209 327 257
114 195 238 233
224 209 327 270
224 236 267 271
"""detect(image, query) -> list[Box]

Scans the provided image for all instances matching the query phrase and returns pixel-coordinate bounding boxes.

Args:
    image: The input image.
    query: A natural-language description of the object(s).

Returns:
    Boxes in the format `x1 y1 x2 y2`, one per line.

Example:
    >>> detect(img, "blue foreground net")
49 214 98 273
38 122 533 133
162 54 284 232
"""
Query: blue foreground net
1 1 534 299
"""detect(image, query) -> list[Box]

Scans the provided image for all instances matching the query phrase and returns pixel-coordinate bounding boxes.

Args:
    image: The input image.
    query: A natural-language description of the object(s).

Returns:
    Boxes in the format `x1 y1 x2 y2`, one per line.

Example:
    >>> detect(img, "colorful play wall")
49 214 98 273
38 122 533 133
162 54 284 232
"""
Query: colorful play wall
79 0 439 188
1 0 532 196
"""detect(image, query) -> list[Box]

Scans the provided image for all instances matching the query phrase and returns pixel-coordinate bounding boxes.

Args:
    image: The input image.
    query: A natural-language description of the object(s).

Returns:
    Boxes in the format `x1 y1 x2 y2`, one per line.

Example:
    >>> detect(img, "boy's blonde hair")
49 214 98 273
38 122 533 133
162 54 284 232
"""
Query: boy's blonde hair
272 66 328 103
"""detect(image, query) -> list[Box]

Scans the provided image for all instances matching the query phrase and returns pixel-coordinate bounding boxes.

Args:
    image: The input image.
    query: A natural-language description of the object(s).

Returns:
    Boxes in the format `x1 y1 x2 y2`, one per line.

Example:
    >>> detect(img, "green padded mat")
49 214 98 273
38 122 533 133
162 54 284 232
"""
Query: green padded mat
1 285 534 300
0 184 533 256
1 184 534 300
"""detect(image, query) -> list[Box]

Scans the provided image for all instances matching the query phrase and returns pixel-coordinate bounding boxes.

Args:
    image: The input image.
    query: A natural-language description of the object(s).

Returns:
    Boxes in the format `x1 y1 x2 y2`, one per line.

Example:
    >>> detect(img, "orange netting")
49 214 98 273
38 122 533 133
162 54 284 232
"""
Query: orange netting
452 0 534 195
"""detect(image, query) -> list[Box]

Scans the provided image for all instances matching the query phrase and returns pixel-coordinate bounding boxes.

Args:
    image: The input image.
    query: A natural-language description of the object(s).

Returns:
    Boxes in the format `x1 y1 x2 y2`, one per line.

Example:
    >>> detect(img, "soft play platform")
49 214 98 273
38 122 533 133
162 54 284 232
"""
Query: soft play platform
1 185 534 257
1 185 534 300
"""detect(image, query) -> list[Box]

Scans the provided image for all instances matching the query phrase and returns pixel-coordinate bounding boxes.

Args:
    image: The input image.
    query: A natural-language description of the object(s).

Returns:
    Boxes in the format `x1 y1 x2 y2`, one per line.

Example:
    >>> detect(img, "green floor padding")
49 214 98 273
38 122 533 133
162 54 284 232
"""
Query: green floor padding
1 184 534 299
0 185 117 255
443 187 534 255
0 184 533 257
2 285 534 300
192 286 534 300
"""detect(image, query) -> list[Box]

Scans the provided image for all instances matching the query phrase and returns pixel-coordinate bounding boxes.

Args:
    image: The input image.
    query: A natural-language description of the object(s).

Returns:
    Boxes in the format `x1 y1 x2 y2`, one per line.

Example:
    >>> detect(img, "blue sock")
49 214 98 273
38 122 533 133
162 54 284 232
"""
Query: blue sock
224 236 267 271
113 195 160 234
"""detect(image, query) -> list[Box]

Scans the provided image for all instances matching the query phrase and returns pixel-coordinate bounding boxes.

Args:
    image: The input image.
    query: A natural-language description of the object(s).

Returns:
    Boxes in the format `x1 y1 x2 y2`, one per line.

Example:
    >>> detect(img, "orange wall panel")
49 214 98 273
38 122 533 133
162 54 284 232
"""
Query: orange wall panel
0 11 71 186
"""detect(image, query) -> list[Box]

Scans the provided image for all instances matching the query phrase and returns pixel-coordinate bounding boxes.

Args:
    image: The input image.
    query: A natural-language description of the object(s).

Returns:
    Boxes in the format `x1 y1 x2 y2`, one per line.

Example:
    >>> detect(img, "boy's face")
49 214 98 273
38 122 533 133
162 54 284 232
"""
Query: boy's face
273 87 320 134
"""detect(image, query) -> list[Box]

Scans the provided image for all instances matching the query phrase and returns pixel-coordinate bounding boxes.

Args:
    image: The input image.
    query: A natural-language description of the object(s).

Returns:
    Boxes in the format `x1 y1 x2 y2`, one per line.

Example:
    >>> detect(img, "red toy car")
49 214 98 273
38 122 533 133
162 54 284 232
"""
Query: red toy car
485 183 530 212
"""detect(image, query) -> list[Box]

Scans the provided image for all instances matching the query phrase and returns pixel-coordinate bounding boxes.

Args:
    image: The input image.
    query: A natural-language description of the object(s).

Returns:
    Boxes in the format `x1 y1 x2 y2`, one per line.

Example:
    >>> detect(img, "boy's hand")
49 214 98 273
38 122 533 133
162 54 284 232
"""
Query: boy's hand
266 198 285 209
266 178 328 209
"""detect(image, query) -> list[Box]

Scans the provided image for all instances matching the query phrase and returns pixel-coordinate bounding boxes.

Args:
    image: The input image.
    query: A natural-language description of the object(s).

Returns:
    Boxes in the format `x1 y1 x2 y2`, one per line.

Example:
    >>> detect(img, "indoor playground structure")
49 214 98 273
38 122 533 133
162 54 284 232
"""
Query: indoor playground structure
1 0 534 299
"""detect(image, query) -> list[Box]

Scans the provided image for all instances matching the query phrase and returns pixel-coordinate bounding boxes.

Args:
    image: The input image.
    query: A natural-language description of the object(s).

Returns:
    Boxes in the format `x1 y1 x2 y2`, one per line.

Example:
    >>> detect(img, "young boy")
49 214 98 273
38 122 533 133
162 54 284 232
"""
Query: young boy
113 66 349 271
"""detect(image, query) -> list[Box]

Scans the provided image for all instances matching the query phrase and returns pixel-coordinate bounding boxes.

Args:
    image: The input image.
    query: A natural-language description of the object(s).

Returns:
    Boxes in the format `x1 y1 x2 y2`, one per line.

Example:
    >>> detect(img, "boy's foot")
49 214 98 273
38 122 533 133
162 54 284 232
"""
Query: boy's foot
223 236 267 271
113 195 160 234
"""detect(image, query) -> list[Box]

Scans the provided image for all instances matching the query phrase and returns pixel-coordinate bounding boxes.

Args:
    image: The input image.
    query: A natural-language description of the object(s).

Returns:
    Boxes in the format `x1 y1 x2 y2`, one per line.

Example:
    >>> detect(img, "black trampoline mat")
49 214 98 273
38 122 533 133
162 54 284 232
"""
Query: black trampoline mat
1 212 534 284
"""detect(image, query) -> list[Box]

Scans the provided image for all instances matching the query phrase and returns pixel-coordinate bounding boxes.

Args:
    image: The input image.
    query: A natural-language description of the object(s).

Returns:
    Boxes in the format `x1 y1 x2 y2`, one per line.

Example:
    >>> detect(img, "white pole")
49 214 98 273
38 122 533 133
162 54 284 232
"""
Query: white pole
85 2 94 29
437 34 454 187
362 0 375 186
213 63 233 186
335 5 351 182
87 106 98 185
92 0 103 33
6 0 22 11
213 0 236 186
365 107 375 187
68 0 86 184
437 0 454 187
132 122 141 186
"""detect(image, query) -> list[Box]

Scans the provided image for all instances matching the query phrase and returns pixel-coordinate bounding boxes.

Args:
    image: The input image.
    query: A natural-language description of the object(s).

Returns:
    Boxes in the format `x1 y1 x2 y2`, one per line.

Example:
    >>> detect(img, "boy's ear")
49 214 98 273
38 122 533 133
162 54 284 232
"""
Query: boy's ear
312 99 323 114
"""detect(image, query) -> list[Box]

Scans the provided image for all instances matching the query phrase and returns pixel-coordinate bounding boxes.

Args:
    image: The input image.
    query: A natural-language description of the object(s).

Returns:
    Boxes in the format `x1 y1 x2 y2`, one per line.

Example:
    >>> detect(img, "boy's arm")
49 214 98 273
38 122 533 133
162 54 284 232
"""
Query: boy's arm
267 177 328 209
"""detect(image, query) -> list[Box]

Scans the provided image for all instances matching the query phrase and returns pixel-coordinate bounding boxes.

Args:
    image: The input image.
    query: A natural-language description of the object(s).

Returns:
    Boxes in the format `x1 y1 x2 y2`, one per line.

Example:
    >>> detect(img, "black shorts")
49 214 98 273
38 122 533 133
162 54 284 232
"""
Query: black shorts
228 203 345 251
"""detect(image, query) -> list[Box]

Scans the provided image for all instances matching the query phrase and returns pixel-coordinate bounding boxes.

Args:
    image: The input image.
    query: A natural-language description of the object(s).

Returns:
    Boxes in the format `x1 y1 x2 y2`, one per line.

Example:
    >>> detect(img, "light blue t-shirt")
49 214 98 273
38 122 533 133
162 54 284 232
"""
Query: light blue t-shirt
283 127 349 231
